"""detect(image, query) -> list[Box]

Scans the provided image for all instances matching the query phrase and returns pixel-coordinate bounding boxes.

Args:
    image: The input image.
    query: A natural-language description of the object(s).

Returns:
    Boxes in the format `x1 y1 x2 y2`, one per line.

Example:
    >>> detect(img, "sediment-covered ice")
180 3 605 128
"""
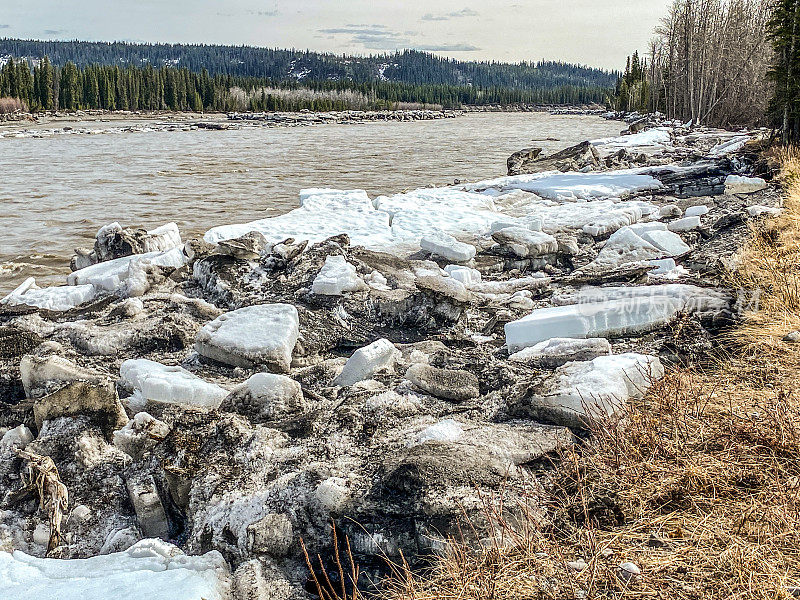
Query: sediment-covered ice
0 539 231 600
195 304 300 372
120 358 229 410
67 247 186 293
1 277 97 311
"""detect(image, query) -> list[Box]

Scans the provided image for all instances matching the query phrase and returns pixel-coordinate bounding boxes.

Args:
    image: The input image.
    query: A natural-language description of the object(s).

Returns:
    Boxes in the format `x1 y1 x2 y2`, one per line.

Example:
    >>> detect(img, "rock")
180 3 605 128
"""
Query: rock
567 559 588 572
119 358 229 410
784 331 800 343
20 354 107 399
617 561 641 581
491 227 559 258
333 338 400 387
246 513 294 557
667 216 701 232
724 175 767 195
509 337 612 367
33 381 128 437
420 232 476 262
125 473 169 539
220 373 304 423
195 304 300 372
311 255 367 295
216 231 270 260
404 364 480 401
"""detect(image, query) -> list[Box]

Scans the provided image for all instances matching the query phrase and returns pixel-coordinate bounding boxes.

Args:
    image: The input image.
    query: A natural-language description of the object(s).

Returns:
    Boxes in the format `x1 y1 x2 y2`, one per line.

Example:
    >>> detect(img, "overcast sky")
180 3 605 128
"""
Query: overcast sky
1 0 673 70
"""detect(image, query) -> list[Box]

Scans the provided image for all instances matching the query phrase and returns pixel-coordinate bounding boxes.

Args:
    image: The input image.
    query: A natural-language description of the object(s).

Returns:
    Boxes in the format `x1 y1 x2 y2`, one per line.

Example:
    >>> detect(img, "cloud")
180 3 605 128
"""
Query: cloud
415 43 481 52
421 8 479 22
319 24 413 50
0 25 9 30
43 29 65 35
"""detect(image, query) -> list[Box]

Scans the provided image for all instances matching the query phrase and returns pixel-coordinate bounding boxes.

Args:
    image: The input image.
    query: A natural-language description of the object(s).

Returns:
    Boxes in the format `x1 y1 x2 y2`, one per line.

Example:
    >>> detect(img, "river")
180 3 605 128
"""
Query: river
0 112 622 294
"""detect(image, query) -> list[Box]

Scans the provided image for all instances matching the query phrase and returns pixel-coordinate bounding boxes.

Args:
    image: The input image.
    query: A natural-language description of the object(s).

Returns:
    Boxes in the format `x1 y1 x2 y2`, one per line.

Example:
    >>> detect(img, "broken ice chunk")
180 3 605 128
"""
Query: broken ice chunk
311 255 367 296
194 304 300 372
420 232 477 262
333 338 400 387
120 359 228 409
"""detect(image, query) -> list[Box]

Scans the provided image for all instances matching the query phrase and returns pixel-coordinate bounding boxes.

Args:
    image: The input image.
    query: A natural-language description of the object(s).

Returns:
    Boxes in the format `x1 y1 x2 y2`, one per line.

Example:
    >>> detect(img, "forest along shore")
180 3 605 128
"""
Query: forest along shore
0 122 778 598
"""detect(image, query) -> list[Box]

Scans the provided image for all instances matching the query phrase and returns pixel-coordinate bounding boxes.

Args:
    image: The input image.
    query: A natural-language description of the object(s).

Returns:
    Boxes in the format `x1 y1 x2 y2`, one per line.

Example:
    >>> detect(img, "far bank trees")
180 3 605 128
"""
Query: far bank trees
616 0 772 127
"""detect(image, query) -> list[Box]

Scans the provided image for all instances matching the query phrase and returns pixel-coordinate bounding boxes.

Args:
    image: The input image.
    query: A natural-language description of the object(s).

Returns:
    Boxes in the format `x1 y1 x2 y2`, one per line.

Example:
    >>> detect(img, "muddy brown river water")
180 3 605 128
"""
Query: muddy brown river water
0 112 622 293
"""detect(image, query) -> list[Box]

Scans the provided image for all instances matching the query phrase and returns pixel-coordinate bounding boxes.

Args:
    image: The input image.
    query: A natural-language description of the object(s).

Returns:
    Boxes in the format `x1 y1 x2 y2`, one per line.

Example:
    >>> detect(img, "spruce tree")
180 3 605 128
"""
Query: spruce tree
768 0 800 142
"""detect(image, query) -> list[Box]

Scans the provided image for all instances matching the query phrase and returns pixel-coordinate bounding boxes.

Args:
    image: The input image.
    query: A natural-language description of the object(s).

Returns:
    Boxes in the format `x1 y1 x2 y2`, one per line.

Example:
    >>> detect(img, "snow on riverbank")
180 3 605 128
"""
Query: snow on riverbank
0 539 230 600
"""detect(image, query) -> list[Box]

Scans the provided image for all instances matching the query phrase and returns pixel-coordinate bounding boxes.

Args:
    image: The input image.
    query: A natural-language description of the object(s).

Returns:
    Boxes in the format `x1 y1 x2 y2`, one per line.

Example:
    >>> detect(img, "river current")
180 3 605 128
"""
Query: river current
0 112 622 293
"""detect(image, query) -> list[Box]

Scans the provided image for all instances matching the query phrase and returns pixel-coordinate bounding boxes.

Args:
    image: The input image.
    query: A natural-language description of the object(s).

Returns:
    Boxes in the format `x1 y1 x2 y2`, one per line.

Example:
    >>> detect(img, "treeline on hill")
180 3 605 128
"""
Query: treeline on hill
612 0 772 128
0 55 610 113
0 39 617 90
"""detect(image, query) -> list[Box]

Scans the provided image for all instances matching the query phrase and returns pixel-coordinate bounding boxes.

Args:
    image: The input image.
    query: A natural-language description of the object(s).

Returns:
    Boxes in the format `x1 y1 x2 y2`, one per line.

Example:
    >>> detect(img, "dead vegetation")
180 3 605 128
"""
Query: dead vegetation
372 155 800 599
15 448 69 555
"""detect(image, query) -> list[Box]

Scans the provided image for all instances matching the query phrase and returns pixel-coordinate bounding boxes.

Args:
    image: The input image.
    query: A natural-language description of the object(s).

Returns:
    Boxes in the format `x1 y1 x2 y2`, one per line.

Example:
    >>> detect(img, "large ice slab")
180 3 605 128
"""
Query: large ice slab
724 175 767 195
506 284 729 351
120 359 229 410
0 539 230 600
1 277 97 311
334 338 400 387
195 304 300 372
463 170 664 201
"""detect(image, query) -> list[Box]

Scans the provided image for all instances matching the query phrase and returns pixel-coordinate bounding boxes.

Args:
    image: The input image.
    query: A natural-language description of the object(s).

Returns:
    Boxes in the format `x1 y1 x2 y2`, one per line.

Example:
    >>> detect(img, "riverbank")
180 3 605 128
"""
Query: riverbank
0 123 788 599
0 108 462 138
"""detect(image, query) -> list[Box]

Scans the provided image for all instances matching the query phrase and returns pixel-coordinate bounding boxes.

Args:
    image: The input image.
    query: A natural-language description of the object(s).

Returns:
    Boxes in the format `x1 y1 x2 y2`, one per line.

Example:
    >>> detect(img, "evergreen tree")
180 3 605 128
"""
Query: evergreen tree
768 0 800 142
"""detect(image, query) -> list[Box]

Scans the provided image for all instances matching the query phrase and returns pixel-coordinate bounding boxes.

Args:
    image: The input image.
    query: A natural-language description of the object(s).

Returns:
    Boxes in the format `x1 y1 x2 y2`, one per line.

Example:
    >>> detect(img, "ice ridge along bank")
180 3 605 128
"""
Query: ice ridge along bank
0 122 777 598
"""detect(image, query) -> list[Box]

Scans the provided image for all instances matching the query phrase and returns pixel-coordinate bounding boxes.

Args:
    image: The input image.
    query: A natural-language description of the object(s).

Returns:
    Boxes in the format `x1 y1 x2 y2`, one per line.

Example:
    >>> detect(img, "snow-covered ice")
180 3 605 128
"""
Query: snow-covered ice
1 277 97 311
195 304 300 372
120 359 229 410
491 227 558 258
463 170 664 202
414 419 464 445
747 204 782 217
509 337 612 365
334 339 401 387
311 255 366 295
0 539 230 600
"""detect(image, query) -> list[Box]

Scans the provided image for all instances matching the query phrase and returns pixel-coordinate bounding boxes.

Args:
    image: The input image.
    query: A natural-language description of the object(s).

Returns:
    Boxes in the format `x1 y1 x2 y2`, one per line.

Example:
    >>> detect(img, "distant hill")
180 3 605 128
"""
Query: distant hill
0 39 617 93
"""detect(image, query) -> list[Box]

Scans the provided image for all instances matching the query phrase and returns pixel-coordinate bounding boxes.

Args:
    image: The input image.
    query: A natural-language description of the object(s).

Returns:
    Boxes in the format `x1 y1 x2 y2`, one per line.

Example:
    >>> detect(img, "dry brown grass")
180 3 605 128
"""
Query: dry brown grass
377 155 800 600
